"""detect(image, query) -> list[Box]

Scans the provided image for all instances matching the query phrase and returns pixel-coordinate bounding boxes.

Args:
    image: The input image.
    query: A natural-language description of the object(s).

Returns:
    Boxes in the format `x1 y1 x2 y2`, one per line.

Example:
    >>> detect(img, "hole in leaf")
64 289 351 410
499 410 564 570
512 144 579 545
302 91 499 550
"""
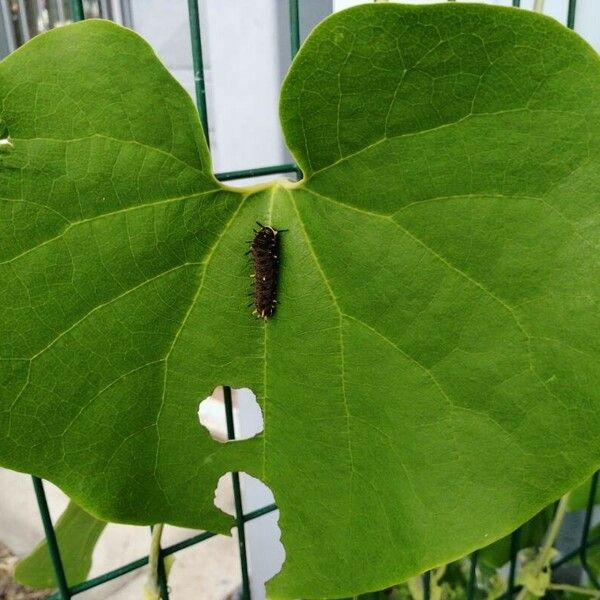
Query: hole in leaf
198 387 263 442
213 472 285 596
0 120 12 152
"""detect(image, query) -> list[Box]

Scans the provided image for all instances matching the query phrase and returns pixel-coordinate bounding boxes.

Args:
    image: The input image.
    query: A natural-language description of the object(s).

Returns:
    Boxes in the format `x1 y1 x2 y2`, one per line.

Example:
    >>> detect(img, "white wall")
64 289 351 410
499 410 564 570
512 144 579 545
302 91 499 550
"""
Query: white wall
131 0 291 176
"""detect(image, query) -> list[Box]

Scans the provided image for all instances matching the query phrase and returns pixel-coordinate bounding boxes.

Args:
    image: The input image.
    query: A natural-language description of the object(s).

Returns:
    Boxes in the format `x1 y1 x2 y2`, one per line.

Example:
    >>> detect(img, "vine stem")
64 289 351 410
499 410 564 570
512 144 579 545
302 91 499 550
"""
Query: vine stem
539 493 571 565
407 566 446 600
515 492 571 600
144 523 164 600
548 584 600 598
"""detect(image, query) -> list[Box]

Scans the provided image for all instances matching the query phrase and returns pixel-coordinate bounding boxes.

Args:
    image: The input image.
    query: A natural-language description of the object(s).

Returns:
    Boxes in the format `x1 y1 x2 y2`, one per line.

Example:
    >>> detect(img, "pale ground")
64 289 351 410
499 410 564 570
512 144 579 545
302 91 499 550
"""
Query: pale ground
0 541 53 599
0 467 242 600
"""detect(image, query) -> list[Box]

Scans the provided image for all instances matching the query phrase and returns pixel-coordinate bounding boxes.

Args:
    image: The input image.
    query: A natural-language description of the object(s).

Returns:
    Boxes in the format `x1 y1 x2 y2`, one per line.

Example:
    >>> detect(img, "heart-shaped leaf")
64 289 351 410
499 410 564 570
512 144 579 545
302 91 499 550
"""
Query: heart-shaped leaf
1 5 600 598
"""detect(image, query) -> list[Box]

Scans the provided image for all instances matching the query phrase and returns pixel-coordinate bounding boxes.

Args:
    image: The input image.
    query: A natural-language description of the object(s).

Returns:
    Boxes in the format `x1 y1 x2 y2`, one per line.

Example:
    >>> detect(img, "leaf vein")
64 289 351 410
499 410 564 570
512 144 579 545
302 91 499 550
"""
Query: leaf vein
0 190 218 265
153 193 247 482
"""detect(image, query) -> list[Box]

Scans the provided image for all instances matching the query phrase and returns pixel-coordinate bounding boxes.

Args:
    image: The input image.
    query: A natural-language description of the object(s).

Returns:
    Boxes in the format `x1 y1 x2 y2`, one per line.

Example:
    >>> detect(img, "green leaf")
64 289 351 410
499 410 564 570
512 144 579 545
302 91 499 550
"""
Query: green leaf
1 5 600 598
14 501 106 589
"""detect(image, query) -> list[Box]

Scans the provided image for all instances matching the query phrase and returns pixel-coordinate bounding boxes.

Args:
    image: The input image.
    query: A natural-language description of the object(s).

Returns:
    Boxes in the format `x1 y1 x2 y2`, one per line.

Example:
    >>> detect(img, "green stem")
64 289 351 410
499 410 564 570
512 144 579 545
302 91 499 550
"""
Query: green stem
407 565 447 600
144 524 164 600
408 575 423 600
539 493 571 566
548 584 600 598
515 493 571 600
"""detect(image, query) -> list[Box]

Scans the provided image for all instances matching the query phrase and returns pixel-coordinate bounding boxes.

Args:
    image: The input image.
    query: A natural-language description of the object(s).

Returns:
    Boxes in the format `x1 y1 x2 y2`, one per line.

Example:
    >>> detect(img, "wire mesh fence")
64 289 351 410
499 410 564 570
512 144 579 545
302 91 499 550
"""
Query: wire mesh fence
2 0 599 599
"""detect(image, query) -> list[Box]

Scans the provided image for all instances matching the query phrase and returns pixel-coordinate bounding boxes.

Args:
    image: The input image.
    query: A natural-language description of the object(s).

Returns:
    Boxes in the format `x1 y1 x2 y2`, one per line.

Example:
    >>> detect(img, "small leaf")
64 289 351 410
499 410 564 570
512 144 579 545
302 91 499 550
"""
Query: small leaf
14 501 106 589
518 547 559 597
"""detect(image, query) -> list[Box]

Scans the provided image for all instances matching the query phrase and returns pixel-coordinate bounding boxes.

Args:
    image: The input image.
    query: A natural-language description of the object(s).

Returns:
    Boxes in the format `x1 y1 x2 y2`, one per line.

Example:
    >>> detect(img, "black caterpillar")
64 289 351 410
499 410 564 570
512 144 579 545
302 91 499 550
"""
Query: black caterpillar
248 222 285 319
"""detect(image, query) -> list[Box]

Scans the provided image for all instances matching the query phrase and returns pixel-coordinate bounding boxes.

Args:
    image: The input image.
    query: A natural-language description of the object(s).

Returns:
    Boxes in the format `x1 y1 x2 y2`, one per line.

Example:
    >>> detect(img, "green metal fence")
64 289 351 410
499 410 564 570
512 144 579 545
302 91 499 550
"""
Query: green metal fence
4 0 599 598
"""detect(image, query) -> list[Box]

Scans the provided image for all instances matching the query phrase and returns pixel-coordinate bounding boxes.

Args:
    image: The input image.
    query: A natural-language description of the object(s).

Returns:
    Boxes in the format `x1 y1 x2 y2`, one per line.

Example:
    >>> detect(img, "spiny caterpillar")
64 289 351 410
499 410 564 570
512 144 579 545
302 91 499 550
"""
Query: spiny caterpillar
248 222 285 319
